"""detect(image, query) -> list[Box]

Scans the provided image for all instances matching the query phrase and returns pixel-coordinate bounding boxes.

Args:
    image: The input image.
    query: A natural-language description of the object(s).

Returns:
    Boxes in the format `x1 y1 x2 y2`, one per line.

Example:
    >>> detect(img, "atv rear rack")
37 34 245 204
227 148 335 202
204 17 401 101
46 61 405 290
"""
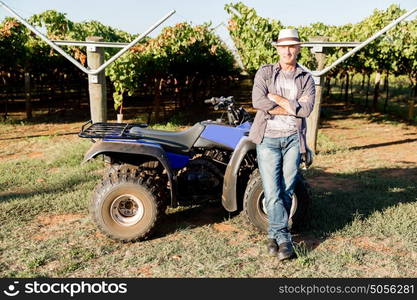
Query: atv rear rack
78 120 148 139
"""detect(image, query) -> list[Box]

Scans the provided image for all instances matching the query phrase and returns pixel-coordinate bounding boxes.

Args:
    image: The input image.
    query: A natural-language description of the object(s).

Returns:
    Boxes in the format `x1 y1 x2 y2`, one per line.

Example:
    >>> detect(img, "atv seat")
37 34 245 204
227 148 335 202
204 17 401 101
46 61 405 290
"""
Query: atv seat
128 123 205 152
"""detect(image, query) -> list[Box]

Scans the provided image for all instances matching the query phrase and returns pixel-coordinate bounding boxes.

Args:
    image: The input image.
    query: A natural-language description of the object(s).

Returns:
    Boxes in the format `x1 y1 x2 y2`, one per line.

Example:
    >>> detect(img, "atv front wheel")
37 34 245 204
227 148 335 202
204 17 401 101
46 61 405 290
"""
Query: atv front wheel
243 169 311 233
90 167 166 242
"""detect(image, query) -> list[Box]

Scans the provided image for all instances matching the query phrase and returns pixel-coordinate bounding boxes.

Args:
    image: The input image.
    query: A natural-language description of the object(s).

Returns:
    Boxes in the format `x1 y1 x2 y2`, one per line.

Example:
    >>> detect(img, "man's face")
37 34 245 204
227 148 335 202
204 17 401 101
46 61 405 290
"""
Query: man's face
277 45 300 65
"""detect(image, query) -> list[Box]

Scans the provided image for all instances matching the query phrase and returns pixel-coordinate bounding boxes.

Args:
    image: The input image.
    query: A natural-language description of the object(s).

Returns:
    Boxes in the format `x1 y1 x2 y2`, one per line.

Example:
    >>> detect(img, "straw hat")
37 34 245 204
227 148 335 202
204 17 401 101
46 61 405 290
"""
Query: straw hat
272 28 302 46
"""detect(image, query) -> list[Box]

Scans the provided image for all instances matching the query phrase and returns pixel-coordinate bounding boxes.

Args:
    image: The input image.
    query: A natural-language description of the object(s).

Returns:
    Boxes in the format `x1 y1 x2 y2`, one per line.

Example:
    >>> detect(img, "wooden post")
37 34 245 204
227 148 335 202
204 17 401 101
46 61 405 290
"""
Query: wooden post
24 71 32 119
384 71 389 113
306 37 328 154
407 84 417 122
372 71 382 112
408 96 415 122
365 74 370 109
86 36 107 123
2 76 8 119
344 72 349 103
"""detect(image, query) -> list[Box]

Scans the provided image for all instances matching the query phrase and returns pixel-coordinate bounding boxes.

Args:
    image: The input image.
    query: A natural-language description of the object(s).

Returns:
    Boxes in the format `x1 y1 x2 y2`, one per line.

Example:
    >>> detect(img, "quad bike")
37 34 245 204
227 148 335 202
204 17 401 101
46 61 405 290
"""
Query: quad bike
79 96 312 242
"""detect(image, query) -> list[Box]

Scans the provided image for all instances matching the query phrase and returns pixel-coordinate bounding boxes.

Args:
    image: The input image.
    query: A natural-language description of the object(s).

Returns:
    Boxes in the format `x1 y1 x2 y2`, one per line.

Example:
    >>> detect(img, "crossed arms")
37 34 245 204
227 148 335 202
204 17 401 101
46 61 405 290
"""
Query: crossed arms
267 94 309 115
251 67 315 118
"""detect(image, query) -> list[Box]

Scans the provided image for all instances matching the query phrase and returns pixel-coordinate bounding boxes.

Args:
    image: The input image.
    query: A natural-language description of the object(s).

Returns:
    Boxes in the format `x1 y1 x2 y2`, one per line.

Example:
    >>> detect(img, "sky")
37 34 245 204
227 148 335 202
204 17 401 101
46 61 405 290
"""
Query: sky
1 0 416 47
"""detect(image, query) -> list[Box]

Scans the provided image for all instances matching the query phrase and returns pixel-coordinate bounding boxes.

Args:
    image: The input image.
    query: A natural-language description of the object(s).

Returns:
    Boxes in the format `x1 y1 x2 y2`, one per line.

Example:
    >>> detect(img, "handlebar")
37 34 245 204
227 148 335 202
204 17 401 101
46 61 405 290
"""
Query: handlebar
203 96 252 126
204 98 216 104
204 96 234 105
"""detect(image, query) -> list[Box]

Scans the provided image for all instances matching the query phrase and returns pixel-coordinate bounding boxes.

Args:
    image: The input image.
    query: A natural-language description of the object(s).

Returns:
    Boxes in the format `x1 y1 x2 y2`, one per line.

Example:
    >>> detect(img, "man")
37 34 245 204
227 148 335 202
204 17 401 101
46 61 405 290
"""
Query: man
249 28 315 261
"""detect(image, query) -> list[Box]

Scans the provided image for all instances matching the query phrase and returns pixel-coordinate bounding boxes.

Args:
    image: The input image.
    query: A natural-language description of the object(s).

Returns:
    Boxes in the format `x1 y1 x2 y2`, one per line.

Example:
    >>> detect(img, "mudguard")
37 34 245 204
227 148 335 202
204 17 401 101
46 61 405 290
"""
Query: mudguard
83 141 177 207
222 136 256 212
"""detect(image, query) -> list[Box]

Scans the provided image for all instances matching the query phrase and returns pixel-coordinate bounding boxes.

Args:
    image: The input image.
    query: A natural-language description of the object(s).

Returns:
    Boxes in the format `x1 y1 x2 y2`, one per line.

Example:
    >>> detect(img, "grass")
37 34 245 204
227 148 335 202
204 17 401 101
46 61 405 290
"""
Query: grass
316 131 349 155
0 107 416 278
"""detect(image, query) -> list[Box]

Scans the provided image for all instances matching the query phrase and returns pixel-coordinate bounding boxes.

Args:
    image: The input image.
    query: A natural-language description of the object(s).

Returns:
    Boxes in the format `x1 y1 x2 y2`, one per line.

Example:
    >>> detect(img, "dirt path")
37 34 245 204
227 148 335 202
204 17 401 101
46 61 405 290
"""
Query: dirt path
321 104 417 167
308 104 417 191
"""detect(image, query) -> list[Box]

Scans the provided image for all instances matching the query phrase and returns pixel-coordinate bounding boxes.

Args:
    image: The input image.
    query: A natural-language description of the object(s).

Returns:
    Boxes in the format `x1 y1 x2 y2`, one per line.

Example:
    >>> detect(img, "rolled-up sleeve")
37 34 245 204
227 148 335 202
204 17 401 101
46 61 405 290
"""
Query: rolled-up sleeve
252 67 276 112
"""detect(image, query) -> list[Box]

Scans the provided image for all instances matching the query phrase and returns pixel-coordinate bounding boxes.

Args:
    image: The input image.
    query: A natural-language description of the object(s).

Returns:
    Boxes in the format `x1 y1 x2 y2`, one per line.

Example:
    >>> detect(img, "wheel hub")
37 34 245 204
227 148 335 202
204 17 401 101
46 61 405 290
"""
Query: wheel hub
110 194 144 226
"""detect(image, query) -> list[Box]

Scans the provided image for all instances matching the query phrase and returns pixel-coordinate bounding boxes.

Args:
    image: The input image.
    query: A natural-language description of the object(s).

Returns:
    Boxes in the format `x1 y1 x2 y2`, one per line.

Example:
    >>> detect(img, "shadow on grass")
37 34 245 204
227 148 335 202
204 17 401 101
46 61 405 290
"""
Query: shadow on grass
153 202 229 239
152 165 416 246
0 177 87 204
1 164 415 251
347 138 417 151
321 101 417 126
300 166 417 249
289 166 417 257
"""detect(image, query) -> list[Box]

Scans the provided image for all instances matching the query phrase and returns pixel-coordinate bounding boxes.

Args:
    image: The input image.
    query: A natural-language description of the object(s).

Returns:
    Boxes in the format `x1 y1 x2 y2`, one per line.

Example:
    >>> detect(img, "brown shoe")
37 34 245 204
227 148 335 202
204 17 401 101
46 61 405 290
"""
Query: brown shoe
266 239 279 256
277 242 296 261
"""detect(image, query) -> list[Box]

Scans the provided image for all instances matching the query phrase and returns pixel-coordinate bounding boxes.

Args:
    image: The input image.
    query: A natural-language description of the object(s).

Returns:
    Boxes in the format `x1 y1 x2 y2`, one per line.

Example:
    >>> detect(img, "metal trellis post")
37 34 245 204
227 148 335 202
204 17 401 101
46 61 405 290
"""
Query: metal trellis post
0 0 175 122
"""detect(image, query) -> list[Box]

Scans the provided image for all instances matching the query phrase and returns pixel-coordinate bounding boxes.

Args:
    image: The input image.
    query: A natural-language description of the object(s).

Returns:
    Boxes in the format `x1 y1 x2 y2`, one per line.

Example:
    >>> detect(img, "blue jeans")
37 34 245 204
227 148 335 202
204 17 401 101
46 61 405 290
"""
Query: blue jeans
256 134 300 245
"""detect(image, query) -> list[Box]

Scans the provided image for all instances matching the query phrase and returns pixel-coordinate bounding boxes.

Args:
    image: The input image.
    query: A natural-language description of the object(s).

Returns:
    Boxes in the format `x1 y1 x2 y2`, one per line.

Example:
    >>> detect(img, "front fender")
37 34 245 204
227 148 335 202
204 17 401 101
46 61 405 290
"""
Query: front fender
83 140 177 207
221 137 256 212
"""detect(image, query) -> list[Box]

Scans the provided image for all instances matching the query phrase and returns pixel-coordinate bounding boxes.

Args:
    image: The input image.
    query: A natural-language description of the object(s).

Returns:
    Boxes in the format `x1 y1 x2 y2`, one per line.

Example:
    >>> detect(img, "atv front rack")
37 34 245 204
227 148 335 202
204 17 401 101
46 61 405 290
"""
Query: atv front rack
78 120 148 139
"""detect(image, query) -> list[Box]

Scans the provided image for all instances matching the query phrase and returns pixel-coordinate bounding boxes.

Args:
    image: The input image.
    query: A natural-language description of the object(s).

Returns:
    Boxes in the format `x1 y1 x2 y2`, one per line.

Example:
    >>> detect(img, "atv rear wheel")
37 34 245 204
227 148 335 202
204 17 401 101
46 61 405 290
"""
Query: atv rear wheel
90 165 166 242
243 168 311 233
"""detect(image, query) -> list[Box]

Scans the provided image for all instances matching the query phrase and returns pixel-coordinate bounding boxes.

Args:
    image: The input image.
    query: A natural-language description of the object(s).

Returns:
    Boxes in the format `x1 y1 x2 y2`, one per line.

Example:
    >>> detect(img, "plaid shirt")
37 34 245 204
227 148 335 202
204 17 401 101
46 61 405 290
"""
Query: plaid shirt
248 63 315 153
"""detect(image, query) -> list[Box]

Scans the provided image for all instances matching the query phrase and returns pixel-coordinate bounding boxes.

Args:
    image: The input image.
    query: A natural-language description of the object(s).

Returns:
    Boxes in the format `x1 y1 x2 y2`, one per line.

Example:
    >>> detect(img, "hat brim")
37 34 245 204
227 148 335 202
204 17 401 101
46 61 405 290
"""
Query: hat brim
272 41 302 46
